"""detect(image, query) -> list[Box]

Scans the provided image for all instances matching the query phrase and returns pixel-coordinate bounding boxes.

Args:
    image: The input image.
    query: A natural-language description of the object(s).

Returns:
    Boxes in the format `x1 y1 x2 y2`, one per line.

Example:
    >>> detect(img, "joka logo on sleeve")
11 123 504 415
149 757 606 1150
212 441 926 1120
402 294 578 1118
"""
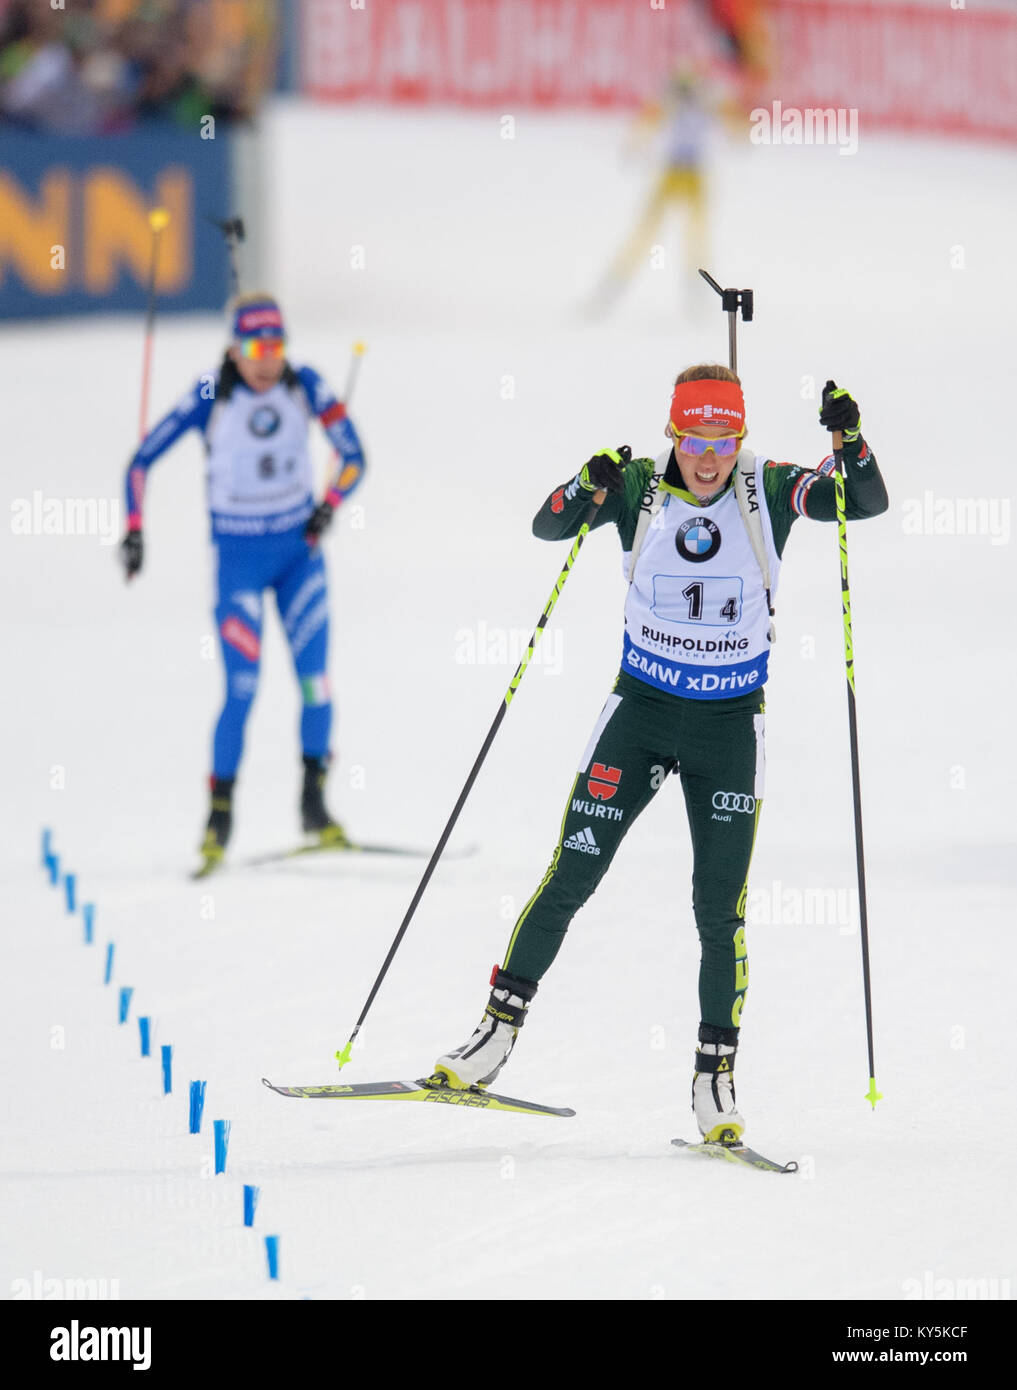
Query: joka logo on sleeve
587 764 621 801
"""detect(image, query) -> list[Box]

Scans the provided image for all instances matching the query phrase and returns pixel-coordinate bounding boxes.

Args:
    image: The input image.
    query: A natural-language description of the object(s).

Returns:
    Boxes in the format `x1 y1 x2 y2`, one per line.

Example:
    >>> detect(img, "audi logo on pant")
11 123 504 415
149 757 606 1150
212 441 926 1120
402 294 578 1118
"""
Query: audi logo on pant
712 791 756 814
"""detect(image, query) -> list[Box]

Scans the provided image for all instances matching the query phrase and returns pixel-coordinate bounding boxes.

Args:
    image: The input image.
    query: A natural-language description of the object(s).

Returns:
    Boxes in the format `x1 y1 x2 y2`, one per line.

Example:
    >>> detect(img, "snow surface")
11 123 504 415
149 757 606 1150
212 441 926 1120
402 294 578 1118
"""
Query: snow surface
2 100 1016 1302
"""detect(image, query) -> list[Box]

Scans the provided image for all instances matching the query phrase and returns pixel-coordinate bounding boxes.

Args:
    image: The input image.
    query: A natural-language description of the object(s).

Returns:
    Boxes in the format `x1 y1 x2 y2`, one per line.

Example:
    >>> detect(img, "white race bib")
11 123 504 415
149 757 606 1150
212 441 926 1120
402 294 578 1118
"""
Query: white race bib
622 460 780 699
206 381 314 519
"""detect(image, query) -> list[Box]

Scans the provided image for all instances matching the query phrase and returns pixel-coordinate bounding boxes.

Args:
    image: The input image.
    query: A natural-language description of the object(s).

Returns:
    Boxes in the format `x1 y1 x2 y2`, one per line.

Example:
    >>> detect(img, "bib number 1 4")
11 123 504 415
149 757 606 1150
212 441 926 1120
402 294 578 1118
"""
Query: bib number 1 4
650 575 744 627
682 581 739 624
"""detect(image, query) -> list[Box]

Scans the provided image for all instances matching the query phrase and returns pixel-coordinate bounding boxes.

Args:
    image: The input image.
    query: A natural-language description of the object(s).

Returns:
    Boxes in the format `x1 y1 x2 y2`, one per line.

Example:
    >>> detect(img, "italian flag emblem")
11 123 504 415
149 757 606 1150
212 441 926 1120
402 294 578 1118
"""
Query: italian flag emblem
301 675 331 705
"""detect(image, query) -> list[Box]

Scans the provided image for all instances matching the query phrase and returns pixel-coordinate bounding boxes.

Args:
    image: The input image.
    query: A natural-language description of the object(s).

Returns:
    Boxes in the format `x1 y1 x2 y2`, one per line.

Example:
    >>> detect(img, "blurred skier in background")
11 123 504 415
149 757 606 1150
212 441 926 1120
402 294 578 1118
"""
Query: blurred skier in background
589 0 772 314
118 293 366 874
590 67 718 312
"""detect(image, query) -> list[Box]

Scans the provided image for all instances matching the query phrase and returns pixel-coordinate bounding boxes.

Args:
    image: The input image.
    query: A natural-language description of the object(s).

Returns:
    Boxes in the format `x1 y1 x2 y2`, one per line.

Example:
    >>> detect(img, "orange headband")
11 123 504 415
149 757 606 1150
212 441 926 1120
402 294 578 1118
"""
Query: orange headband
669 379 746 433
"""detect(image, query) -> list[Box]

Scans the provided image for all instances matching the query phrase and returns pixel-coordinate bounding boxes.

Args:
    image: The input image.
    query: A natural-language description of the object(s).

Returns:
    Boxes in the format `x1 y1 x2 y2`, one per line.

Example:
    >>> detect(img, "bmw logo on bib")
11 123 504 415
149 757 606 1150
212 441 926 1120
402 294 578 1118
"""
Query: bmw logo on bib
249 404 281 438
676 516 721 563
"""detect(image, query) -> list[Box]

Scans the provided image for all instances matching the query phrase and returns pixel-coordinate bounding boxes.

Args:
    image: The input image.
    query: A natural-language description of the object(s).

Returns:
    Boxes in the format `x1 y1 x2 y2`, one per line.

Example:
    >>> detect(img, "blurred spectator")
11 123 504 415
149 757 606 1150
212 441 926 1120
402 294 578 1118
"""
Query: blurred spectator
0 0 276 133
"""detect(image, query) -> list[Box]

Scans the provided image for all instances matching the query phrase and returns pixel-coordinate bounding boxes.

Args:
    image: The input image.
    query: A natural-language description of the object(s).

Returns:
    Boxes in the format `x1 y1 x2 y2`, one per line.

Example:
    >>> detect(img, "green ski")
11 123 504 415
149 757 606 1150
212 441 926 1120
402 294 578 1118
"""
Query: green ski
672 1137 798 1174
192 839 476 879
262 1076 574 1118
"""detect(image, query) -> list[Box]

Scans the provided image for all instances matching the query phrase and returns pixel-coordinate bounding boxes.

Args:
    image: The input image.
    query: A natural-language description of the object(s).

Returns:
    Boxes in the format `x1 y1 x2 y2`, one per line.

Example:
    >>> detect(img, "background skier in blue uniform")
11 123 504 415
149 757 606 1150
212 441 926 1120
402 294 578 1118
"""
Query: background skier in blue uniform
119 293 366 872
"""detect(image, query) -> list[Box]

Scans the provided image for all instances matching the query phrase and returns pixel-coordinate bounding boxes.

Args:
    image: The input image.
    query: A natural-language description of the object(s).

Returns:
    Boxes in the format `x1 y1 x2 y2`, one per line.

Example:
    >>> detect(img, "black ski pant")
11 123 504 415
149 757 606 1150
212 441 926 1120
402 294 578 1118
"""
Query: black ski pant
502 671 765 1031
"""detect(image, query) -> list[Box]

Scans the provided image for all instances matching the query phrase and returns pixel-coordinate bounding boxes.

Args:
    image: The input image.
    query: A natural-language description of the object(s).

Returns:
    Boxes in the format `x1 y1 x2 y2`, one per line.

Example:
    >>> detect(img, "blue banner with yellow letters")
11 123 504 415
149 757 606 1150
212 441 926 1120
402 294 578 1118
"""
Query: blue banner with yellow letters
0 127 232 318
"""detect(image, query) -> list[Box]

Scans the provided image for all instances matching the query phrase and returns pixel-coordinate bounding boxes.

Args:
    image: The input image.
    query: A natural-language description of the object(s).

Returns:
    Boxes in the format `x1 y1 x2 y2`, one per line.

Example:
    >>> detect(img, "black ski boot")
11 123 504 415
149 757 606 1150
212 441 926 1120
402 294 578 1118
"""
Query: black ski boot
300 755 348 847
196 776 235 876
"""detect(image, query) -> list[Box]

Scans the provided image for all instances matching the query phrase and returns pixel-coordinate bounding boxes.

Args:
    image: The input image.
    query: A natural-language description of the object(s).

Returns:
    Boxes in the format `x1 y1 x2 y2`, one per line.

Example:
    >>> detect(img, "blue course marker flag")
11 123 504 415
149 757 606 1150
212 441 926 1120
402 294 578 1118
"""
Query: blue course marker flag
189 1080 207 1134
213 1119 231 1175
243 1184 260 1227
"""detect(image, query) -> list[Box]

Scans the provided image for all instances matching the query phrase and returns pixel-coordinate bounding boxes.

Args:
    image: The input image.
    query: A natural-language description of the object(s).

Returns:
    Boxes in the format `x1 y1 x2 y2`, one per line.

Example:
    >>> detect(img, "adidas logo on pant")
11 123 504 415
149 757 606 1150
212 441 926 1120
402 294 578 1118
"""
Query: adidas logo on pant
564 826 600 855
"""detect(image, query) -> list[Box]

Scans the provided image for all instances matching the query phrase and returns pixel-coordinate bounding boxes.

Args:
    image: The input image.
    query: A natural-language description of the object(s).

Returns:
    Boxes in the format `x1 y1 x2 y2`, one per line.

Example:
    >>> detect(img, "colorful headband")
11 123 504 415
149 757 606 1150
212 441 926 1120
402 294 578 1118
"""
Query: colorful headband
233 300 285 340
669 379 745 432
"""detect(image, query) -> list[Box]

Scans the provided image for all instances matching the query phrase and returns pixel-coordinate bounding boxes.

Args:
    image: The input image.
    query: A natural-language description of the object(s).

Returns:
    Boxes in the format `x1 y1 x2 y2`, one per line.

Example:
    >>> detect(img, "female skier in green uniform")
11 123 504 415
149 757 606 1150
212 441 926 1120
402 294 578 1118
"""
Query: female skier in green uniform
433 368 888 1141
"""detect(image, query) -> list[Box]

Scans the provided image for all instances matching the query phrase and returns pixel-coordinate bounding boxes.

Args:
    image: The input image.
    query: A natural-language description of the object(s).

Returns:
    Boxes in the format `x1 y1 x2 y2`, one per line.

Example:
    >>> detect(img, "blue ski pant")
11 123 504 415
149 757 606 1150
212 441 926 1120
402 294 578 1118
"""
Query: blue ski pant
212 528 332 778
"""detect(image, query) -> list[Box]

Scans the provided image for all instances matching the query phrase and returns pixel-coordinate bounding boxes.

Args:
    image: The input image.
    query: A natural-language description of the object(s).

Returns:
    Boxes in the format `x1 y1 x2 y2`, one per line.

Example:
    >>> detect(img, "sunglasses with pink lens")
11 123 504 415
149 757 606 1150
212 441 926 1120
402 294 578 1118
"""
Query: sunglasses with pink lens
672 430 741 458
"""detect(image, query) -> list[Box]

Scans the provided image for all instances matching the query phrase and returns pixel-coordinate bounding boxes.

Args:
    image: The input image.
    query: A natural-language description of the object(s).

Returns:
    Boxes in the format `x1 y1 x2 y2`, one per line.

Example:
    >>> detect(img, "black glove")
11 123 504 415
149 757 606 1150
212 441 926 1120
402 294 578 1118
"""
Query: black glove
304 501 335 543
580 445 631 494
819 381 861 442
120 530 143 580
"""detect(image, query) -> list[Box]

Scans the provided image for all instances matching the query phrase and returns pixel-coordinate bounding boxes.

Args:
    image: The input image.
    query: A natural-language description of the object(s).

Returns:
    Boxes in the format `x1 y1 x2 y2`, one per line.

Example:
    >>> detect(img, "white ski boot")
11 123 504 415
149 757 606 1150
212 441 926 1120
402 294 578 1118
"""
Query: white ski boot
692 1025 746 1143
432 968 537 1090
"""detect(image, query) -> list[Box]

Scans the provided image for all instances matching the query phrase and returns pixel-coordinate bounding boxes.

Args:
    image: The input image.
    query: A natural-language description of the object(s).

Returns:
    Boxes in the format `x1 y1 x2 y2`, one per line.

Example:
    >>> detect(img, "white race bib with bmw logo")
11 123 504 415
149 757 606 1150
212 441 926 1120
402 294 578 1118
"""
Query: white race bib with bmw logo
205 379 314 529
621 458 780 699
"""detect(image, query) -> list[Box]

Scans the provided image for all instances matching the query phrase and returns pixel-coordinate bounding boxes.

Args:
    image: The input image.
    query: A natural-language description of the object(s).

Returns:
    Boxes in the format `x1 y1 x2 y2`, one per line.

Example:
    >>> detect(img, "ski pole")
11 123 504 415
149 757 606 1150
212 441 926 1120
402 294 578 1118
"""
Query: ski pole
209 215 245 298
209 218 365 408
138 208 169 441
831 421 881 1111
698 268 753 372
334 491 606 1069
344 341 367 404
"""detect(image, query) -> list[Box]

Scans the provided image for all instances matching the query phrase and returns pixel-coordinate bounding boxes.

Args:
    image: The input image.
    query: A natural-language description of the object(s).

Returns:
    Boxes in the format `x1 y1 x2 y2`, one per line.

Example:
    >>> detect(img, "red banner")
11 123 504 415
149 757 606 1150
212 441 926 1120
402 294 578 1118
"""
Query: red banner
768 1 1017 143
302 0 1017 142
303 0 725 106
